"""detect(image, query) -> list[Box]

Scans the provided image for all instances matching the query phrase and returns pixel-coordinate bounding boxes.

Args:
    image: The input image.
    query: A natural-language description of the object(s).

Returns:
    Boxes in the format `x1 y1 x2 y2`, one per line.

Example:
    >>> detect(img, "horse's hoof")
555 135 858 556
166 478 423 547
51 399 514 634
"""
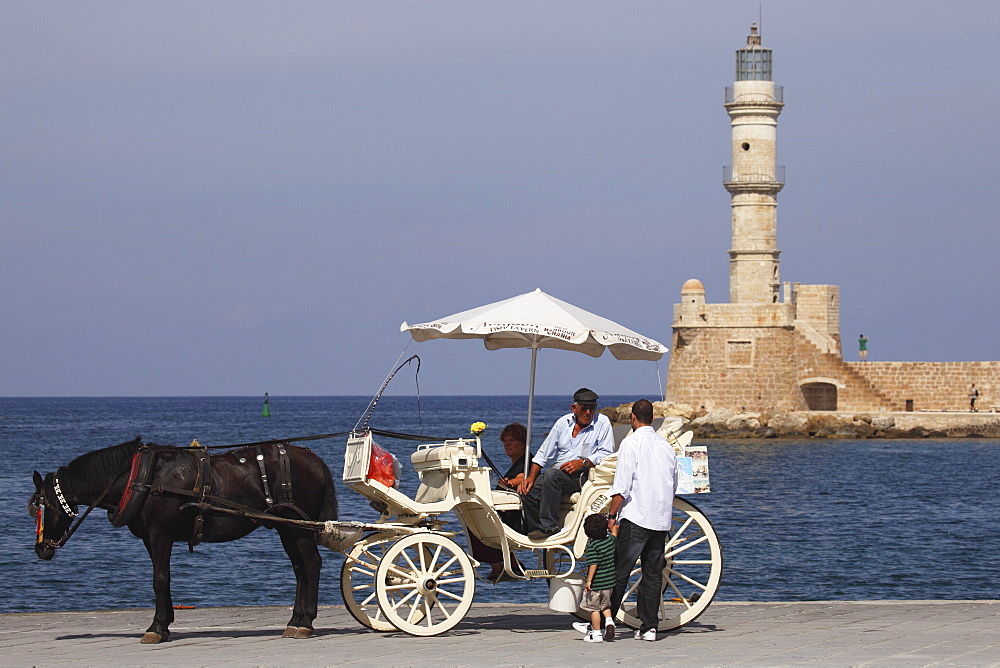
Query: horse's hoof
282 626 313 639
282 626 297 638
140 632 166 644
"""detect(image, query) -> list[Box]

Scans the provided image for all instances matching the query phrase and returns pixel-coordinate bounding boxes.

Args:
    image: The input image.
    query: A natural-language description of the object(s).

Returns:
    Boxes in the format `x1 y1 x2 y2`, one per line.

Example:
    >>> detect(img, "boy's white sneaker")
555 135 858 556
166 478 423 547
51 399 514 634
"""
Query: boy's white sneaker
634 628 656 641
584 629 604 643
603 619 616 641
572 621 591 634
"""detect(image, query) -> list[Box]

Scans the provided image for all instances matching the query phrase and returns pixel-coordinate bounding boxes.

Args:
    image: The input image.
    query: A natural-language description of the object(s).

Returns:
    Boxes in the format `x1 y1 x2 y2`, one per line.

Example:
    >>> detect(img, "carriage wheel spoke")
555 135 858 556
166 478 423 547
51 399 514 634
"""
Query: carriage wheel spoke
429 544 443 569
402 550 420 574
664 576 693 608
385 562 417 582
434 597 453 619
666 534 708 559
437 588 465 603
432 555 459 578
391 586 420 613
666 567 707 591
422 598 434 627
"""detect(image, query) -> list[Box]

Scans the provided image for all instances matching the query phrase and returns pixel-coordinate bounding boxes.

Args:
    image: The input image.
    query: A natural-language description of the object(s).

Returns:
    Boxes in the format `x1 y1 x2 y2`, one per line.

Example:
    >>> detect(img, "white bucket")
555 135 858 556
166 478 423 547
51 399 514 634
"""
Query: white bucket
548 575 584 613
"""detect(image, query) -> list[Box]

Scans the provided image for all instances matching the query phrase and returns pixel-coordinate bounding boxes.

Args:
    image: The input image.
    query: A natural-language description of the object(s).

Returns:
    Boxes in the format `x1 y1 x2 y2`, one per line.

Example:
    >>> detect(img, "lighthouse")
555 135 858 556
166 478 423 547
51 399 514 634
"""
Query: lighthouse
666 23 992 414
668 23 843 412
724 23 784 304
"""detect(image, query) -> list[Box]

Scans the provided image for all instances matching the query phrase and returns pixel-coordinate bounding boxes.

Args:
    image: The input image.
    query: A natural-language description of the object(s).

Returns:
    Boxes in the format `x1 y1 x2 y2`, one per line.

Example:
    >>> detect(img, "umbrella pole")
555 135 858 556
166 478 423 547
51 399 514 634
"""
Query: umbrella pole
525 343 539 479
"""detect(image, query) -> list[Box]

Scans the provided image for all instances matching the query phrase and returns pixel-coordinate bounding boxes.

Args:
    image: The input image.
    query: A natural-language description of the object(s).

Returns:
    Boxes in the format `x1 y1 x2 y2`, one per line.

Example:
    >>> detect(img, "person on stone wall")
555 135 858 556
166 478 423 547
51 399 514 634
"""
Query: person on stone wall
970 384 980 412
859 334 869 362
518 387 615 539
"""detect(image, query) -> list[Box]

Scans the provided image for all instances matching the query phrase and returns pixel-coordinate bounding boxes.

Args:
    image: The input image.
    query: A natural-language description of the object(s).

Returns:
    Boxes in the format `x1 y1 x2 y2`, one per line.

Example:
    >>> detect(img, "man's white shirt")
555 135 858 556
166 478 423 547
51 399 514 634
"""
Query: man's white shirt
609 425 679 532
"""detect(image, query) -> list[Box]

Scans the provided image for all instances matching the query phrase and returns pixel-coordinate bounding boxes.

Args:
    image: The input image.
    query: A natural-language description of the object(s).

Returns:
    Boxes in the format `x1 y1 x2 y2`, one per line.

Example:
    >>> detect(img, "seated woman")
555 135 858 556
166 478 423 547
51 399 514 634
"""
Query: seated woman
470 422 528 582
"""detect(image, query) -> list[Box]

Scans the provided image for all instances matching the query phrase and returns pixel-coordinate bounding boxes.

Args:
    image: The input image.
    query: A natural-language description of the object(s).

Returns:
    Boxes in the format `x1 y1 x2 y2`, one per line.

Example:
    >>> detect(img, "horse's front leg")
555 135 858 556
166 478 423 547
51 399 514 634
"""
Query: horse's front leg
278 527 323 639
141 532 175 643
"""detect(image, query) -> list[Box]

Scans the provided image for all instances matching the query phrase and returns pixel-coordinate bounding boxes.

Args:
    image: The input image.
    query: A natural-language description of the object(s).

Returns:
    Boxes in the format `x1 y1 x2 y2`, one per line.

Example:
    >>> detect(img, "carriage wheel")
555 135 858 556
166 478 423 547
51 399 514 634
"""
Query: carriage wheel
374 533 476 636
340 531 404 632
616 497 723 631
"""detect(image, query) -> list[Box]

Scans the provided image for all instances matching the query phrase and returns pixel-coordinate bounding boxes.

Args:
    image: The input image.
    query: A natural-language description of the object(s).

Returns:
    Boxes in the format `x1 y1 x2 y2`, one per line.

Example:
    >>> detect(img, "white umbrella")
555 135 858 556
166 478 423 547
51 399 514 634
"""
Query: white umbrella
401 288 668 458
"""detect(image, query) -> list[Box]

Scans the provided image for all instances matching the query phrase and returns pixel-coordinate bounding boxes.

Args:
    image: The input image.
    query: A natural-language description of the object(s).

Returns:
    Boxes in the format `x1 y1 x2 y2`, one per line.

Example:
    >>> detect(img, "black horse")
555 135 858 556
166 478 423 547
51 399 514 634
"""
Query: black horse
29 437 338 643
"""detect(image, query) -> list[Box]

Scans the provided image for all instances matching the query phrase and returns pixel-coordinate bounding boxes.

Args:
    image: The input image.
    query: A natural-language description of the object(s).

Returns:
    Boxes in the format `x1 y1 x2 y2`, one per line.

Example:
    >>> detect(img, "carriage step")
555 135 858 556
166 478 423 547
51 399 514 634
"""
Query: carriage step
522 569 554 578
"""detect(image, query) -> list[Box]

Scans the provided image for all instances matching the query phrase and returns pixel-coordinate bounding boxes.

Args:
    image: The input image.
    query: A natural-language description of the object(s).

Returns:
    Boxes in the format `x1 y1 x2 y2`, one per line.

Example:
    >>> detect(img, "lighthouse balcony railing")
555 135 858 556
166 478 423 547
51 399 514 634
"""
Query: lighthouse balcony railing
725 85 783 105
723 165 785 185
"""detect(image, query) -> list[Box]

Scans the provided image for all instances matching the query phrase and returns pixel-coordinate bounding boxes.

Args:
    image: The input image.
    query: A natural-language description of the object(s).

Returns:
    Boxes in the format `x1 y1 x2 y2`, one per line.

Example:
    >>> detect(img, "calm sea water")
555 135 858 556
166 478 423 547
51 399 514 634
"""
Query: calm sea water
2 396 1000 614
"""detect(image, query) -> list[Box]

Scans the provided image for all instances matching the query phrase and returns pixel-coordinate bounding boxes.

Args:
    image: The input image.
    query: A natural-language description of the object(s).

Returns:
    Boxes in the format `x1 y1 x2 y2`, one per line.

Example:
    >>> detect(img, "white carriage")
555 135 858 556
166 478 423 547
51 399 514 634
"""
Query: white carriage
335 420 722 637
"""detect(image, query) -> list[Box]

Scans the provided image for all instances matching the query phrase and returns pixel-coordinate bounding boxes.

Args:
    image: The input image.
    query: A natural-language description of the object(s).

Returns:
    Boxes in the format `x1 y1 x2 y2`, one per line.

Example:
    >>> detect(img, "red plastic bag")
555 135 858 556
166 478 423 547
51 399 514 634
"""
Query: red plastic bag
367 441 398 489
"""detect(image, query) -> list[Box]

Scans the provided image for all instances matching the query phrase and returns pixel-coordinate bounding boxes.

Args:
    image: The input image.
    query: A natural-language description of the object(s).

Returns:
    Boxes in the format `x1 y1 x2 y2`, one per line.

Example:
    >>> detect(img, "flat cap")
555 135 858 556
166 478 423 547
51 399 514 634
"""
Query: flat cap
573 387 599 404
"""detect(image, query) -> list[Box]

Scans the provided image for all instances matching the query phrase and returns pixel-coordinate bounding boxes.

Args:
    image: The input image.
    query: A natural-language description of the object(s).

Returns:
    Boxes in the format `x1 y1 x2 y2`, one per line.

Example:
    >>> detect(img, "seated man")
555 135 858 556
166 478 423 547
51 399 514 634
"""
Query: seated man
518 388 615 539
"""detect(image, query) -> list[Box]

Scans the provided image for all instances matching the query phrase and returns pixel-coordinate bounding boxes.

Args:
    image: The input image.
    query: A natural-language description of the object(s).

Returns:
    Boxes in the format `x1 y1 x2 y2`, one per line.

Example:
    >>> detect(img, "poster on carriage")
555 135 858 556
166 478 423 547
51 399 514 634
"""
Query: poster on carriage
677 445 710 494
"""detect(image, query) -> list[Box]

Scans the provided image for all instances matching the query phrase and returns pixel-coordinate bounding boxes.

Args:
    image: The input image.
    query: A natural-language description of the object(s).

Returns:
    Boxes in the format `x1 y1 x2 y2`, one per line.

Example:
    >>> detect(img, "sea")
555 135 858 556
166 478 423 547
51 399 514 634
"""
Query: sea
3 395 1000 614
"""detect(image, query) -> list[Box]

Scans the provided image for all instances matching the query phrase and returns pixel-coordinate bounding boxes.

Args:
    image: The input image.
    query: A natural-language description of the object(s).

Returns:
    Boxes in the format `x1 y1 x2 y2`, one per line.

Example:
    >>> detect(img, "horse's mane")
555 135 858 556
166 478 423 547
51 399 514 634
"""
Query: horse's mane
62 437 146 491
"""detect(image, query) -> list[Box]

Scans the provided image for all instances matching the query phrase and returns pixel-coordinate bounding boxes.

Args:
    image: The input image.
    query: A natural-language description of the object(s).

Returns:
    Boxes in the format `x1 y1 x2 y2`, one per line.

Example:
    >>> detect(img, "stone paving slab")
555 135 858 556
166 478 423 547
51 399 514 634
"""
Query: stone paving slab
2 601 1000 667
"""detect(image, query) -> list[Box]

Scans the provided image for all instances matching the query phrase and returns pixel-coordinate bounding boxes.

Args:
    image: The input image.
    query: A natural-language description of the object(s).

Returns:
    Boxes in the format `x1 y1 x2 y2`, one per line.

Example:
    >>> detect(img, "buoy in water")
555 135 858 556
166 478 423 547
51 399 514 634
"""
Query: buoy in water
262 392 271 417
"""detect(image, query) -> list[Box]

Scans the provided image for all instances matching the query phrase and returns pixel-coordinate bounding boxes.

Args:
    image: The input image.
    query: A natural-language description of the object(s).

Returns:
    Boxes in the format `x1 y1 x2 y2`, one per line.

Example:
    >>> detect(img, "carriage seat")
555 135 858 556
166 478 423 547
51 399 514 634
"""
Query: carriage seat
490 489 521 512
410 442 478 472
410 442 479 505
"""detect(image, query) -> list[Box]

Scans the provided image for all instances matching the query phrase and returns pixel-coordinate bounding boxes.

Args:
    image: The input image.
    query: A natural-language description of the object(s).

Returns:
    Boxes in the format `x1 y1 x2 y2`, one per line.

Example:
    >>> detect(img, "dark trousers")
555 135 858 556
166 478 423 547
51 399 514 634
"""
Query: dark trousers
520 467 587 533
610 518 668 634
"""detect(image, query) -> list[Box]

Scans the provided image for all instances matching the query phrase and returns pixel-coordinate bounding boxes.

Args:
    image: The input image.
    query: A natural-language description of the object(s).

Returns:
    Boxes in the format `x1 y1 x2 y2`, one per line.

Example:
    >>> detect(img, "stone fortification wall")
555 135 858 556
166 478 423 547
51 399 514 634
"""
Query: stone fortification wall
668 282 997 416
849 362 1000 412
792 284 840 351
667 325 802 412
674 302 794 328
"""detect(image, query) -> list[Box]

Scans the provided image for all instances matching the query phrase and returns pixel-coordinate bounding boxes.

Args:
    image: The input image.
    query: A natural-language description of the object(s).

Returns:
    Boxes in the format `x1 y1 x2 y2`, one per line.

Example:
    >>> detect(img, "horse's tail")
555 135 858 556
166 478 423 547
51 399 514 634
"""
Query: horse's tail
318 458 338 522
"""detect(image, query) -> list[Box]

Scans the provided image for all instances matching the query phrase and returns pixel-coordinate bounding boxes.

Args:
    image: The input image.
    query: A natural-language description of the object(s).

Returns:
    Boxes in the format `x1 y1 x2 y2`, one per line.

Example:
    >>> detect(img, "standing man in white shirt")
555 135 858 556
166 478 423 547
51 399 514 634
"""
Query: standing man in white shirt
607 399 679 641
518 388 615 539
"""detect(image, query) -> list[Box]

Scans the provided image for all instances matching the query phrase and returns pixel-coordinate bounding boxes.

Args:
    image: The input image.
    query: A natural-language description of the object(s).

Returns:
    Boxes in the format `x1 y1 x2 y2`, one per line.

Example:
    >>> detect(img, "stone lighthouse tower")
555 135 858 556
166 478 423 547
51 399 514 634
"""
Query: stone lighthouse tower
665 23 999 415
725 23 784 304
668 24 842 412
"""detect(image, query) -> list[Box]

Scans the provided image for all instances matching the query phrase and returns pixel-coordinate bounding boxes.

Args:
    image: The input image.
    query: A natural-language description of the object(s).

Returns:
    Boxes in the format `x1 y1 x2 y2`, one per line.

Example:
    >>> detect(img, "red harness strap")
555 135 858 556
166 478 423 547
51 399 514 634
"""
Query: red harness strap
110 447 154 527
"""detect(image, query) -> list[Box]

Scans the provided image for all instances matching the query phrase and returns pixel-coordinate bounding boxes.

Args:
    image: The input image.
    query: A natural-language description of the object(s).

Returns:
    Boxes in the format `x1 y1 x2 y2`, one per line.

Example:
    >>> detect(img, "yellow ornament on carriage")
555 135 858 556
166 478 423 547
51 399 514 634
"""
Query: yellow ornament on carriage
469 422 486 436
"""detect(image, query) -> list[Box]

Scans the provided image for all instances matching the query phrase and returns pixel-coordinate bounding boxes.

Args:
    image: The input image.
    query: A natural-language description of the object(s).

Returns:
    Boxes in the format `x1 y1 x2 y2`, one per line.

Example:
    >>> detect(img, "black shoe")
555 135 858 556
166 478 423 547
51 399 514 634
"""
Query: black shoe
527 528 557 540
487 559 525 584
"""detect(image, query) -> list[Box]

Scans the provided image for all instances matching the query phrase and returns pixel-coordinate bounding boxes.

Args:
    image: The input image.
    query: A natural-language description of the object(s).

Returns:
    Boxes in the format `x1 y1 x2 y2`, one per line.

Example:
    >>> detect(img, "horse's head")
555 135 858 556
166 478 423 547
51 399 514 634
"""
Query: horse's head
29 470 77 560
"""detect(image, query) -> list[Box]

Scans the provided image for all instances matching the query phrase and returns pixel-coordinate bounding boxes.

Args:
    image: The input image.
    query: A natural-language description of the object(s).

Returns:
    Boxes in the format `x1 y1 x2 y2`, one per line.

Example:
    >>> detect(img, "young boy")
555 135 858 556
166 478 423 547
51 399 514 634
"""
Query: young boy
574 513 618 642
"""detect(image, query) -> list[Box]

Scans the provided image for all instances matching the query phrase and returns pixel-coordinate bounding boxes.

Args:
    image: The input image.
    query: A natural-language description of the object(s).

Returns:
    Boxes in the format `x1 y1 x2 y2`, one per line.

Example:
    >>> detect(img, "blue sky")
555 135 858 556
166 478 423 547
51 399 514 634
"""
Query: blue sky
3 1 998 397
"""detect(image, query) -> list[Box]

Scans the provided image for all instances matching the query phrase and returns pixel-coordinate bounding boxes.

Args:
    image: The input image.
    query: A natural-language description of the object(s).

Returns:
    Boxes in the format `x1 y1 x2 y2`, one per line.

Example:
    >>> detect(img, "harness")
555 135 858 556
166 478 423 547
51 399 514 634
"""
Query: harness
254 443 297 508
109 446 157 527
33 428 437 552
108 441 306 550
186 441 214 548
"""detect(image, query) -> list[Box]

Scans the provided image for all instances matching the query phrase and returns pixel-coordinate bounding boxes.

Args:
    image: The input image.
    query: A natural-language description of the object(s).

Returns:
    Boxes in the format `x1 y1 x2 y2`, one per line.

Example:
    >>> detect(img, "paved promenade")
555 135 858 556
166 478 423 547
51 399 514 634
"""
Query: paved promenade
3 601 999 667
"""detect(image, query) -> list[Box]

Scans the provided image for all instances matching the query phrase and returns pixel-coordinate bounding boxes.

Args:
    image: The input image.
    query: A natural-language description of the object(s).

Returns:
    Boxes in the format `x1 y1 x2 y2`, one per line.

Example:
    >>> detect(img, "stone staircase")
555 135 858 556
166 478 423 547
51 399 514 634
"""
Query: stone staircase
793 329 896 411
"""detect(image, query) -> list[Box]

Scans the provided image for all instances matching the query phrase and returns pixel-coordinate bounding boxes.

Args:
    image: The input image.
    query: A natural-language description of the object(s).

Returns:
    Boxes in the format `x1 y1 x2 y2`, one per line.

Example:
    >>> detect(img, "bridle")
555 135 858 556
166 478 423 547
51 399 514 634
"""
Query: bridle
29 473 78 550
52 475 78 518
30 466 130 551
